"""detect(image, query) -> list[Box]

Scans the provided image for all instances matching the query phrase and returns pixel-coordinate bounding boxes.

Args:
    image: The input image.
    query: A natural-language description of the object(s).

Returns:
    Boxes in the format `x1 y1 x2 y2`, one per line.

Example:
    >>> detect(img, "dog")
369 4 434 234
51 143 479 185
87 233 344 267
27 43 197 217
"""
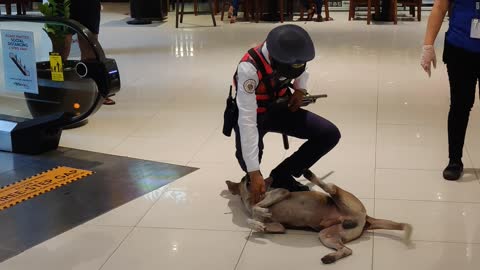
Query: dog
226 170 413 264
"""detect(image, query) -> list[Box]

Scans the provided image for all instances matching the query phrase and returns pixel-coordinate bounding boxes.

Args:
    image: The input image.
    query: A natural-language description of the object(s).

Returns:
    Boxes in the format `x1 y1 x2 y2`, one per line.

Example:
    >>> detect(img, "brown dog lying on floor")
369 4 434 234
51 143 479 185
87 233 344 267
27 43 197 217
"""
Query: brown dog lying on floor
226 170 412 264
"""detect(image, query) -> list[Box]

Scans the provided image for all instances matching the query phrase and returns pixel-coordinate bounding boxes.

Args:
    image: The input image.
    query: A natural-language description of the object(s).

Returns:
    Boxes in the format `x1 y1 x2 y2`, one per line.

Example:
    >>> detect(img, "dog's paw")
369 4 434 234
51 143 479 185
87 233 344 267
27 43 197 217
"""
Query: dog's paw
321 255 337 264
247 219 266 232
265 223 286 233
252 206 272 218
402 223 414 246
342 219 358 229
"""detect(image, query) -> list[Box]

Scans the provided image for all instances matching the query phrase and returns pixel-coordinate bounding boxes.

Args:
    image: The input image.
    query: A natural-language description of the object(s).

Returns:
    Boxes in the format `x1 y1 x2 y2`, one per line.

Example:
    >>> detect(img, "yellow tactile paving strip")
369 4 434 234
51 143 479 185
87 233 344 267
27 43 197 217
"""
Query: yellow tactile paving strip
0 166 93 211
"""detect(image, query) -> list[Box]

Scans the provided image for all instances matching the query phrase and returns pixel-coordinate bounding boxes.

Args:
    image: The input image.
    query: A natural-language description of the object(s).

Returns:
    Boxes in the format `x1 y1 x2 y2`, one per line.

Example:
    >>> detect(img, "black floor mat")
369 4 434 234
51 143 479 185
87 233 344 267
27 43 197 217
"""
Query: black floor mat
0 147 197 262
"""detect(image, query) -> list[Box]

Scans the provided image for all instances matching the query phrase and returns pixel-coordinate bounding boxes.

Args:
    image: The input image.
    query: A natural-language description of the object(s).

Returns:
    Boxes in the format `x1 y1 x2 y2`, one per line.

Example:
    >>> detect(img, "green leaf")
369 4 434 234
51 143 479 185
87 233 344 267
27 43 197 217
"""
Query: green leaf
40 0 73 43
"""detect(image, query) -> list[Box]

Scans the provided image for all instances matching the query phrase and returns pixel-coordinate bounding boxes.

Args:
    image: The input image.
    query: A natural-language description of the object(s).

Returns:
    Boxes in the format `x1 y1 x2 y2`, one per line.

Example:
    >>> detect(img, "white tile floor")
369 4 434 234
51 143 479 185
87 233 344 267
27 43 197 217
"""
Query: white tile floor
2 3 480 270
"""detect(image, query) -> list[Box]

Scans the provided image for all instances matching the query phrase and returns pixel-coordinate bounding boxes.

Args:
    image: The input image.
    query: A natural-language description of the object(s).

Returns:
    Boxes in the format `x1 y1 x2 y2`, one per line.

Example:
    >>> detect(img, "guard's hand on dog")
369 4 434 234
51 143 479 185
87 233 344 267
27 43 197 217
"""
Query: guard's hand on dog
288 90 305 112
249 171 266 205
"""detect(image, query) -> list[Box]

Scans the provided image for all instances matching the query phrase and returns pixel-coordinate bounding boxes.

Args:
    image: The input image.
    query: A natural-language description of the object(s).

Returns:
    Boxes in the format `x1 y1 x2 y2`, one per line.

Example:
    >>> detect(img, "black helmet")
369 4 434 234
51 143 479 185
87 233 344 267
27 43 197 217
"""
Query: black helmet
266 24 315 65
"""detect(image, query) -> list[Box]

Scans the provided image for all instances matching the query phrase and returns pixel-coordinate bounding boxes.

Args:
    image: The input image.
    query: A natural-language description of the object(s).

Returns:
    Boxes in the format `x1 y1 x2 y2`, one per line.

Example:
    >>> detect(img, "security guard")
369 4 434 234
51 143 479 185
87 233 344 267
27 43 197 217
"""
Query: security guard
421 0 480 180
232 25 341 204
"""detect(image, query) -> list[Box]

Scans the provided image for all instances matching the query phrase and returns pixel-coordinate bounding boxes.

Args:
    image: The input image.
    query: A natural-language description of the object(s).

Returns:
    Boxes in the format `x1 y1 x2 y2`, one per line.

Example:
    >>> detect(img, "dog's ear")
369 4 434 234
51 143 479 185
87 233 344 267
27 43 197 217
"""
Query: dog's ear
264 177 273 189
226 180 240 195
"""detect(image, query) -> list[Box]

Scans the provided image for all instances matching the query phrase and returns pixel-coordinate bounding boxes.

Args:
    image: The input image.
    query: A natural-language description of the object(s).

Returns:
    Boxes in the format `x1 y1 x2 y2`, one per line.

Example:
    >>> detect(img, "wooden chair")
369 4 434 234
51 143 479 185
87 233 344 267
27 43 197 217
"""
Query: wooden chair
176 0 217 28
193 0 198 15
214 0 220 14
299 0 330 21
348 0 380 25
171 0 199 15
0 0 29 15
220 0 253 21
394 0 422 23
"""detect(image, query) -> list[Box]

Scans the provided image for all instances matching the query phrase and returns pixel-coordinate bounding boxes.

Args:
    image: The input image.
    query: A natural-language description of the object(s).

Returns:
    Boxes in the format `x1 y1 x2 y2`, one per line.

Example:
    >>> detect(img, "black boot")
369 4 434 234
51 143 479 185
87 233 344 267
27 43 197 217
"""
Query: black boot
443 159 463 181
270 171 310 192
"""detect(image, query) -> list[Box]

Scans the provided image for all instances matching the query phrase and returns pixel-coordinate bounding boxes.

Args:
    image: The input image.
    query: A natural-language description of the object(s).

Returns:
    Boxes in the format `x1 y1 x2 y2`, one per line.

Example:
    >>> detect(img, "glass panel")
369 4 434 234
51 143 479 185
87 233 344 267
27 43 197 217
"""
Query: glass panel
0 20 99 123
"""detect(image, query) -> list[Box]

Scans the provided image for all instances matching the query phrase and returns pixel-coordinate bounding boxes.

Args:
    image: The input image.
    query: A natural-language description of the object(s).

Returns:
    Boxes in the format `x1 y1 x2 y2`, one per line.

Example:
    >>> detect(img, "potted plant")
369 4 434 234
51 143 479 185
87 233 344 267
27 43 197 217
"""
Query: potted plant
39 0 71 60
26 0 97 126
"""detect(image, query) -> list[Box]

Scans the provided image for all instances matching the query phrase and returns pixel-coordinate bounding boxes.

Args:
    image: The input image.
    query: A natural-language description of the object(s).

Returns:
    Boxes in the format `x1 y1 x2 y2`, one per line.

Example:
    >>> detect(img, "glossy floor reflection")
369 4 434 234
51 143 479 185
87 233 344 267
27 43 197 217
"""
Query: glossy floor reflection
1 3 479 270
0 148 196 262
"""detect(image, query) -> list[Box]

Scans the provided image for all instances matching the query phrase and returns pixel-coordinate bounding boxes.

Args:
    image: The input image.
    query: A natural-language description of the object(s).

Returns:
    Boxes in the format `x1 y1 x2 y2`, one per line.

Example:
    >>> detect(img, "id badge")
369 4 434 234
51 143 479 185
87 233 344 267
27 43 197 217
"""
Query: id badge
472 19 480 39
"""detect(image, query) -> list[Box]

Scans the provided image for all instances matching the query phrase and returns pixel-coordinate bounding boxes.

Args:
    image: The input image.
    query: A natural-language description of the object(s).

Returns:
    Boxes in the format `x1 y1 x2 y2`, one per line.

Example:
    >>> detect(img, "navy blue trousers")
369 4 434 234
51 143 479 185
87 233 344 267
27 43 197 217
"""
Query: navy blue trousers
234 108 340 178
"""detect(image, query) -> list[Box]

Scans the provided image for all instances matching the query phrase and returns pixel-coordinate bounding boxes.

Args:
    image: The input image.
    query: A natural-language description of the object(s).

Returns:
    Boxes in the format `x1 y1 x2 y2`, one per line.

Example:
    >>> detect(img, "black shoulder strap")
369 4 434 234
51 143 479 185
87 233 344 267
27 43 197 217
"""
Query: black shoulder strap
247 48 275 98
248 48 268 77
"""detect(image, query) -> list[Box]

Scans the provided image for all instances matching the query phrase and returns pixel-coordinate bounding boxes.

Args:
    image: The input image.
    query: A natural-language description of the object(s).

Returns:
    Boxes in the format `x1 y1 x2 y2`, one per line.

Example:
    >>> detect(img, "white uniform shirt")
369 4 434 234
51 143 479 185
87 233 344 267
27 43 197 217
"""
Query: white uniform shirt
235 42 309 172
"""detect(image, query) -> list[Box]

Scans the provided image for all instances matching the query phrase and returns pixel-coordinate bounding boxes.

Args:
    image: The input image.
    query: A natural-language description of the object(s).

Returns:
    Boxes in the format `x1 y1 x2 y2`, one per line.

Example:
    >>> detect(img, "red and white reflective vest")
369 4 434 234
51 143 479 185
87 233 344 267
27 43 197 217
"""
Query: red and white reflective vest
233 44 289 114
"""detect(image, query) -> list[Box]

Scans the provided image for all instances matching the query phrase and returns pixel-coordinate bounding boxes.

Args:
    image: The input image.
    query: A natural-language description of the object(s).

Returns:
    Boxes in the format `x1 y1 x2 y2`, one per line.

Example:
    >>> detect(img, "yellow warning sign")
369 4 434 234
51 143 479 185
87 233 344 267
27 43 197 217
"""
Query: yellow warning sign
49 53 64 82
0 166 93 211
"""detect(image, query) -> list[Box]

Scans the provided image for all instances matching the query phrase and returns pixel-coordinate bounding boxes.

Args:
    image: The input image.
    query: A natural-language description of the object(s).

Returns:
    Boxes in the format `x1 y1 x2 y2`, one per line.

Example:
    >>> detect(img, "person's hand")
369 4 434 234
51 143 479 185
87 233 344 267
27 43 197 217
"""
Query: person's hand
421 45 437 77
288 89 305 112
248 171 266 205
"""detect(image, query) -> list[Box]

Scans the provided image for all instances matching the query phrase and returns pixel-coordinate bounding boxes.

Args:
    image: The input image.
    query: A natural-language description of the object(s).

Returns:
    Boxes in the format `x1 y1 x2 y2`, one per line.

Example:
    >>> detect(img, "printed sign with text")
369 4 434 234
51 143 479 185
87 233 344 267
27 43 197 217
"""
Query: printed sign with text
1 30 38 94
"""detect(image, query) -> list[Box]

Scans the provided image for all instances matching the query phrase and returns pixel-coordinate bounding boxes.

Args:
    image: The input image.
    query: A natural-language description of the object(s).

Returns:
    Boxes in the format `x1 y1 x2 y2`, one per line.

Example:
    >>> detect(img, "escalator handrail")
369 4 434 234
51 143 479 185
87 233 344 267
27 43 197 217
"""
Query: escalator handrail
0 15 107 129
0 15 106 62
58 92 103 129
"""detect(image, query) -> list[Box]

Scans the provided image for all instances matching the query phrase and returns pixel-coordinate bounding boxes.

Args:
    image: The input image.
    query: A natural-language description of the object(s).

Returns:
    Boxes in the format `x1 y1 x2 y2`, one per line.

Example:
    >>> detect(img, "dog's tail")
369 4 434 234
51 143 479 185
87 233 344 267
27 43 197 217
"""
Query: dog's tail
364 215 413 245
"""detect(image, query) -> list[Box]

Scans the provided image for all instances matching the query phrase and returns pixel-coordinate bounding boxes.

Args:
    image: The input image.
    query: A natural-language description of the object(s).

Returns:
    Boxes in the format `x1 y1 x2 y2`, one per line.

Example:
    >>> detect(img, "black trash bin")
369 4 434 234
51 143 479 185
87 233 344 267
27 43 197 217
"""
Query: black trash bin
127 0 167 25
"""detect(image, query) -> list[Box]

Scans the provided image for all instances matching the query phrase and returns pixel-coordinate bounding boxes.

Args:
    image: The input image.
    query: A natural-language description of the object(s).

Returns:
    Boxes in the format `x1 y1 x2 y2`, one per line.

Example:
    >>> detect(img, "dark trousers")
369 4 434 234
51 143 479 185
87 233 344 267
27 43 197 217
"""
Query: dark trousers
444 43 480 161
380 0 391 19
234 108 341 178
70 0 101 34
446 63 480 160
